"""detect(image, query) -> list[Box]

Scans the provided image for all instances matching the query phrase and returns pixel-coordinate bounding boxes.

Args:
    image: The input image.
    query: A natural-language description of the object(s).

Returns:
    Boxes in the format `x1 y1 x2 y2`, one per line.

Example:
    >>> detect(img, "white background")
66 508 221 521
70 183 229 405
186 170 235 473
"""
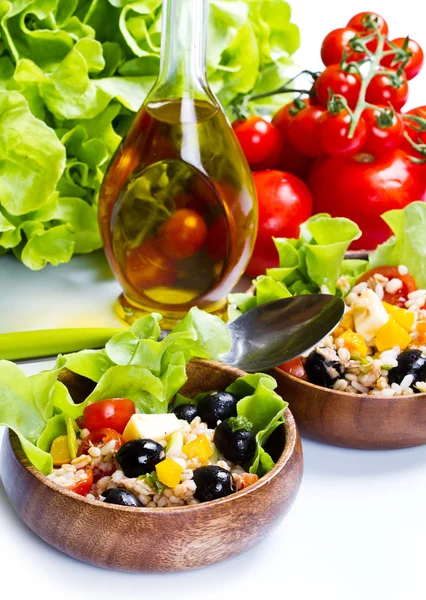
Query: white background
2 2 426 599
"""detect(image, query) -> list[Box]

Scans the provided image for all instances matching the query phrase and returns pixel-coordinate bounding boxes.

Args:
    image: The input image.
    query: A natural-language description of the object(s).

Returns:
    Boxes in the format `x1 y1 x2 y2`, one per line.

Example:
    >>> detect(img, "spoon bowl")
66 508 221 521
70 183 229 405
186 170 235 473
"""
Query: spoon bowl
222 295 345 372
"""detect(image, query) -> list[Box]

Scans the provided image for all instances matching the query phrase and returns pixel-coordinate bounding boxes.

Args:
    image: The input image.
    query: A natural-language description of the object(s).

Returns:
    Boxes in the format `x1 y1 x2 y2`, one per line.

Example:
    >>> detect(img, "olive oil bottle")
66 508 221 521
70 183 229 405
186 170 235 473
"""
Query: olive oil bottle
99 0 257 327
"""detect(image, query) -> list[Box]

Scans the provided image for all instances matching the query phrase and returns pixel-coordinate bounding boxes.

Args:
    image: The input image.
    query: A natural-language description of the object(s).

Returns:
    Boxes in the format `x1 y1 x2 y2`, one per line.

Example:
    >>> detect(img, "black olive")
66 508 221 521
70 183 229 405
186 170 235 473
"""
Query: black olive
197 391 239 428
214 418 256 465
171 404 199 423
115 439 165 478
304 349 343 388
388 349 426 391
100 488 142 507
193 466 236 503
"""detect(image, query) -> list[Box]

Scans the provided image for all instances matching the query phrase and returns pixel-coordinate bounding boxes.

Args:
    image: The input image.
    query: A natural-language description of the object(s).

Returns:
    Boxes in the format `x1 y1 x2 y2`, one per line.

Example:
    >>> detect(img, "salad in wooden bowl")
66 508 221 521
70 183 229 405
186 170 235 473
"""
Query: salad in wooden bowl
0 308 302 571
229 203 426 449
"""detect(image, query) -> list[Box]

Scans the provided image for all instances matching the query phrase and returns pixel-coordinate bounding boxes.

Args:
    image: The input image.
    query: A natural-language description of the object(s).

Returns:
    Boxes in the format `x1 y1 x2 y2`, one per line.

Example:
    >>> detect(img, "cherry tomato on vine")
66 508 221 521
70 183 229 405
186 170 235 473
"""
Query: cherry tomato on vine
366 70 409 112
317 110 367 156
246 170 313 277
232 115 283 170
308 150 426 250
362 107 403 156
381 38 424 81
346 12 388 53
83 399 135 434
69 467 93 496
278 357 307 379
320 27 364 67
288 105 325 158
158 209 208 260
78 428 124 457
357 267 417 307
272 98 310 136
272 99 314 179
401 106 426 160
347 12 388 35
316 65 362 109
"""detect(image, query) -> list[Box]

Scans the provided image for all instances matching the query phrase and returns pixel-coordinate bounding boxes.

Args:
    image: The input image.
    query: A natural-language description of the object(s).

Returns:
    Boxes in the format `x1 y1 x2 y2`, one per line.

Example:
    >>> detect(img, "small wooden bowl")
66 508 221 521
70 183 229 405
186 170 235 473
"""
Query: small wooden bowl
272 368 426 450
0 359 303 572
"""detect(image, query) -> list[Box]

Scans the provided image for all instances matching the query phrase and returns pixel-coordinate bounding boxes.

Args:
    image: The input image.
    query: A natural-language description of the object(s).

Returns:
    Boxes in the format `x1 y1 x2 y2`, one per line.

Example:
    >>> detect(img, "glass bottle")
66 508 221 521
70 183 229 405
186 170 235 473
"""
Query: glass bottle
99 0 257 328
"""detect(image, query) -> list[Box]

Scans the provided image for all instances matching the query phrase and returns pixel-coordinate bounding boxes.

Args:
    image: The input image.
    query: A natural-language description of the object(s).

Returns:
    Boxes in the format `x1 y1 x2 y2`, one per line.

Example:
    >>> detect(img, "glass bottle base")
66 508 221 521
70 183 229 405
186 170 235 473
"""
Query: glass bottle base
114 293 228 329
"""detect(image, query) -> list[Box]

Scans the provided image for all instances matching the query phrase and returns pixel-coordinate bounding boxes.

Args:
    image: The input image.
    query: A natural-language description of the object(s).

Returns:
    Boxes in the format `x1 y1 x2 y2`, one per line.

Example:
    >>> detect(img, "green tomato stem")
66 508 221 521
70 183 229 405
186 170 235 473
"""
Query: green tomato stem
348 32 386 138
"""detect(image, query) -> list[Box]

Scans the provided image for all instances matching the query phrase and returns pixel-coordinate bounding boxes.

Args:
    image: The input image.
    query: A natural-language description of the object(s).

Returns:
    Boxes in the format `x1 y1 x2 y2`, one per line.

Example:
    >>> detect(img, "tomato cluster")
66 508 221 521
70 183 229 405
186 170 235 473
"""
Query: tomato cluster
233 11 426 264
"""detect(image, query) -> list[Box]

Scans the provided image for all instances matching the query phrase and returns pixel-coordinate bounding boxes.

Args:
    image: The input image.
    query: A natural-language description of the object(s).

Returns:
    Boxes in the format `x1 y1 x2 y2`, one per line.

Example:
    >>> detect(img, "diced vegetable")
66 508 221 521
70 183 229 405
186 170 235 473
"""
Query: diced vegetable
50 435 71 466
376 318 412 352
156 458 184 488
182 434 213 462
165 431 184 458
383 302 415 332
336 330 368 357
65 417 78 460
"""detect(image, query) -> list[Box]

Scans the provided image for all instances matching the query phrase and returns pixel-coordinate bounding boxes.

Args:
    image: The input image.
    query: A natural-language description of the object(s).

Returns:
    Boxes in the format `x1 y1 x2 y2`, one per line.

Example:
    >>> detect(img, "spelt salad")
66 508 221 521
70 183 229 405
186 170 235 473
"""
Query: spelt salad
229 202 426 397
0 308 287 505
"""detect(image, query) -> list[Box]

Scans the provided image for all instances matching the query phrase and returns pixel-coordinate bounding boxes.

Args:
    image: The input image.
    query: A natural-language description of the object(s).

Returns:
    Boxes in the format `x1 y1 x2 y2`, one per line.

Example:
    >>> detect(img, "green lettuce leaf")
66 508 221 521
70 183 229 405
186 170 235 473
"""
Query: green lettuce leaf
369 202 426 288
228 214 366 319
0 91 66 216
0 0 299 268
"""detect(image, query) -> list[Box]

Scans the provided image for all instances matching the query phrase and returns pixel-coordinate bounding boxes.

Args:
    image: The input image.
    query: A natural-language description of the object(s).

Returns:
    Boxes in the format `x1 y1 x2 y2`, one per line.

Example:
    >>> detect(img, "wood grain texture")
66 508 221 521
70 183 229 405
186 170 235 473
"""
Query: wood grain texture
272 367 426 450
0 359 303 572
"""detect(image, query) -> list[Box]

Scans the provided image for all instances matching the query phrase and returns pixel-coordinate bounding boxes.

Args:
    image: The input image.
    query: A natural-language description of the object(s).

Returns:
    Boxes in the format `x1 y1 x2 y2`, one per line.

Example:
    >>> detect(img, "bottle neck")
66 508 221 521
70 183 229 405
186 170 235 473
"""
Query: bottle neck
154 0 209 98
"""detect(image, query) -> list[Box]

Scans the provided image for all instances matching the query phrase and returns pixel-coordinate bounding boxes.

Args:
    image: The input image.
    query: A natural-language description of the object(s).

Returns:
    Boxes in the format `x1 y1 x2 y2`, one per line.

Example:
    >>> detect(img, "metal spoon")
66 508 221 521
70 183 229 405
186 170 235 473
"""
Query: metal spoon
221 294 345 372
1 295 344 370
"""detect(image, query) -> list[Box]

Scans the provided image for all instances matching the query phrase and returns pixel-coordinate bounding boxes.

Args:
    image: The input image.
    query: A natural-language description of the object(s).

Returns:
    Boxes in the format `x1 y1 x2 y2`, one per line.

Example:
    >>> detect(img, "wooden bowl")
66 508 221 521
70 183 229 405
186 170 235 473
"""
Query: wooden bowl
0 359 303 572
272 368 426 450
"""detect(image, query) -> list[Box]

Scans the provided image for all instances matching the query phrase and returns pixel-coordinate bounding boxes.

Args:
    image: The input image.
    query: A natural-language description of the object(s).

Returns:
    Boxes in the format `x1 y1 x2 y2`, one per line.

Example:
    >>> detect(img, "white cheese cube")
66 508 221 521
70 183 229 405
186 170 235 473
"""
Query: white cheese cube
122 413 184 443
352 289 390 344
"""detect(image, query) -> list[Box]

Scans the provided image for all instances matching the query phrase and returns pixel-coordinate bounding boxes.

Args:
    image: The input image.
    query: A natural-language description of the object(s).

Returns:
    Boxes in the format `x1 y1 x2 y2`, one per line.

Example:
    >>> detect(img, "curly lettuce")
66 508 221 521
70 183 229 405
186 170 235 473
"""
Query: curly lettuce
229 214 365 320
0 0 299 269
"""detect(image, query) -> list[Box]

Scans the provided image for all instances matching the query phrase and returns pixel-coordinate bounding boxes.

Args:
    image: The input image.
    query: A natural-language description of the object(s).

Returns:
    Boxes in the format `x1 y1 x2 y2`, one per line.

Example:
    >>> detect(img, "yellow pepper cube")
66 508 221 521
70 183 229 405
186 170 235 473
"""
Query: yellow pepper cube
336 329 368 358
334 311 354 337
182 434 213 462
156 458 183 488
376 318 412 352
50 435 71 466
383 302 415 332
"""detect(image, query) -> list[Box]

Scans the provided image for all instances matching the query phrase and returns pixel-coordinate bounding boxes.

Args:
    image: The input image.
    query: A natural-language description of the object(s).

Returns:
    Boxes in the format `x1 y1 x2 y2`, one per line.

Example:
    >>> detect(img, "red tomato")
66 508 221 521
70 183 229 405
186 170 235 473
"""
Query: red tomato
78 428 124 457
126 239 176 290
357 266 417 306
347 12 388 35
366 70 409 112
272 99 310 136
401 106 426 160
245 171 313 277
275 142 314 181
317 110 367 156
320 27 363 66
232 116 283 170
316 65 362 109
158 209 207 260
362 107 403 156
382 38 424 81
83 399 135 434
272 100 314 179
288 106 325 158
308 150 426 250
69 467 93 497
278 358 307 379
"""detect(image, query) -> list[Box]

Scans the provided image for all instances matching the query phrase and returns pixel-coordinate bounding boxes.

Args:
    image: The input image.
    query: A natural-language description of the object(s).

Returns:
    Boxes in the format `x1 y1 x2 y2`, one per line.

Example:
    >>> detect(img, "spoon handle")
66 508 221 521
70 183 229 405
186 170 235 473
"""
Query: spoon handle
0 328 125 362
